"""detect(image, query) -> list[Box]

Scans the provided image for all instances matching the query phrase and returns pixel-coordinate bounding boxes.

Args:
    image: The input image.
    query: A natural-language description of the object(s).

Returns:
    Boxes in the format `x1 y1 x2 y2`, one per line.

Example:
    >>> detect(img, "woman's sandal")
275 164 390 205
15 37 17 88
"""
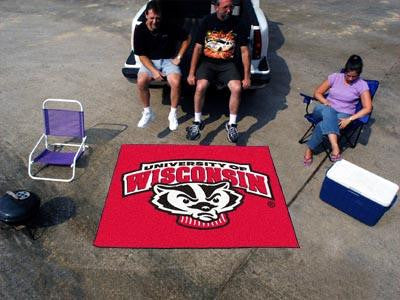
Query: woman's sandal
330 153 342 162
303 156 313 167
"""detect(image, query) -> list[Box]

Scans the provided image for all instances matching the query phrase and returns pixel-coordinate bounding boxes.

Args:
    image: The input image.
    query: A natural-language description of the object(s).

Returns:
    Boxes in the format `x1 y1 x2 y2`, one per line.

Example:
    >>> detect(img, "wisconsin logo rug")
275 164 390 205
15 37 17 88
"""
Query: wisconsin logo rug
94 145 298 248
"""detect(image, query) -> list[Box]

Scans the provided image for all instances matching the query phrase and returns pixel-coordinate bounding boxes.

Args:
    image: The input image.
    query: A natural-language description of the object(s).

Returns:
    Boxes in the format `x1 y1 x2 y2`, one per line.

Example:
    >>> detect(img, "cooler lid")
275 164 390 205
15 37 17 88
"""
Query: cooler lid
326 159 399 207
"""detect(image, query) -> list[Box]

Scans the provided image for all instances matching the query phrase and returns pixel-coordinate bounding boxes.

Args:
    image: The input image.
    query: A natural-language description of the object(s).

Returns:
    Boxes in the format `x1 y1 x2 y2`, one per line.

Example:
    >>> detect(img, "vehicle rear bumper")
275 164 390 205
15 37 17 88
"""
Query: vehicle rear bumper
122 66 270 89
122 66 139 81
249 72 270 89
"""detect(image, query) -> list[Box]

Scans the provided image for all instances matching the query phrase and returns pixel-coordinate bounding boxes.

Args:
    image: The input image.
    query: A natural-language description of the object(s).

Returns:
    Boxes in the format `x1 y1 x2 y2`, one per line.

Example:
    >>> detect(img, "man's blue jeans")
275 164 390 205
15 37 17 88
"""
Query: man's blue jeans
307 104 351 150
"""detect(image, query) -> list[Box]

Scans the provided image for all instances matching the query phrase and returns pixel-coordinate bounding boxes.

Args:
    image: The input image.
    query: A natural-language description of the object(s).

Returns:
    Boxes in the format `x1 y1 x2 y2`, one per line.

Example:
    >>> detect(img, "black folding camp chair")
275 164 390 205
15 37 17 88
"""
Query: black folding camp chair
298 80 379 158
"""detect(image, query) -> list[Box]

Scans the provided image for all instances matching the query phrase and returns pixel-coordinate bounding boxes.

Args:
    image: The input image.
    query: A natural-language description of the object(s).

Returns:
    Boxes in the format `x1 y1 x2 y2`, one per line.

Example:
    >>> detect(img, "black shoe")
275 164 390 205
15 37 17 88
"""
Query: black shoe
225 122 239 143
186 121 205 140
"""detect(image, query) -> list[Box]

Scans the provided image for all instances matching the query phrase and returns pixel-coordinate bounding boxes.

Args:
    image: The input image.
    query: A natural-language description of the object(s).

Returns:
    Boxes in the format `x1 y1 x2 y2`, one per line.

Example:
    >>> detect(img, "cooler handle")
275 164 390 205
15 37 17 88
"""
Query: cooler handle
346 189 364 206
348 189 362 197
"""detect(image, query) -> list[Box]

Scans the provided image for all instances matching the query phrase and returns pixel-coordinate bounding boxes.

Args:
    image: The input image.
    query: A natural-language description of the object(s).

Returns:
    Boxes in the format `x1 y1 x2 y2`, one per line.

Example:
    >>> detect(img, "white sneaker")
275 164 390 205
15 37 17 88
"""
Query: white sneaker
168 112 178 131
137 110 155 128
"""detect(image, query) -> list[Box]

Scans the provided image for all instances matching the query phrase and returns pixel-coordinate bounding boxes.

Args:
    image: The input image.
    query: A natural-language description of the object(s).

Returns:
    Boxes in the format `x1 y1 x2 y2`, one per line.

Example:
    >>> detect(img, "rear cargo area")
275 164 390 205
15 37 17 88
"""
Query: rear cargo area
156 0 258 78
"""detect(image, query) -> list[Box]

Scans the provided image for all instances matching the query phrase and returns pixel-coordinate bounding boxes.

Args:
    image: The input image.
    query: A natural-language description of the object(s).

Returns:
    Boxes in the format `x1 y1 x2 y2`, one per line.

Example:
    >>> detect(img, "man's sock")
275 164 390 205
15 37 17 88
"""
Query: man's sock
229 114 237 125
170 107 177 115
194 112 202 123
144 106 151 113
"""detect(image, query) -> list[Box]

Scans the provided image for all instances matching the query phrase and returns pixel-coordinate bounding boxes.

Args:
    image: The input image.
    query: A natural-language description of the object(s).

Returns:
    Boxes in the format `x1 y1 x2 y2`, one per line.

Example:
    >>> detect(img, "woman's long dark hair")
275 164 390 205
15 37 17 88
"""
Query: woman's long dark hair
344 54 363 75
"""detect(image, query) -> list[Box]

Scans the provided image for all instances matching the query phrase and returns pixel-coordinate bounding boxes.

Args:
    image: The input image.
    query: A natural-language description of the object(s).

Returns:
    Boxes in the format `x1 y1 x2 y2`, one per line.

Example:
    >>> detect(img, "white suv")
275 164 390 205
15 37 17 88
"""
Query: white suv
122 0 270 89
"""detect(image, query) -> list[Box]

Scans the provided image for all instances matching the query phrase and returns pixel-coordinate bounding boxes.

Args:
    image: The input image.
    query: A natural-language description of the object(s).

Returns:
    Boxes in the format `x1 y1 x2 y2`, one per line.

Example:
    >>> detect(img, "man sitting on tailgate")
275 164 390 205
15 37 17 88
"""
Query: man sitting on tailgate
134 1 190 131
186 0 251 143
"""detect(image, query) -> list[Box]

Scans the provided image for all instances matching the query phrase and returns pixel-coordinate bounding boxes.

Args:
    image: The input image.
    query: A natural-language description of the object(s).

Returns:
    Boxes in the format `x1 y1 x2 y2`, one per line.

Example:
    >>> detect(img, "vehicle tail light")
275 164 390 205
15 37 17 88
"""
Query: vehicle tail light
252 29 262 59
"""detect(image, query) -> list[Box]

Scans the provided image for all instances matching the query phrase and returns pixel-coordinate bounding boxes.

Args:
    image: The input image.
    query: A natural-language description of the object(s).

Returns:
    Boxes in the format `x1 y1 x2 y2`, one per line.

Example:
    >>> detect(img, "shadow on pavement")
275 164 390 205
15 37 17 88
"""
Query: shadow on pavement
85 123 128 145
76 123 128 168
1 196 77 240
237 20 290 145
358 118 375 146
26 197 76 239
32 197 76 228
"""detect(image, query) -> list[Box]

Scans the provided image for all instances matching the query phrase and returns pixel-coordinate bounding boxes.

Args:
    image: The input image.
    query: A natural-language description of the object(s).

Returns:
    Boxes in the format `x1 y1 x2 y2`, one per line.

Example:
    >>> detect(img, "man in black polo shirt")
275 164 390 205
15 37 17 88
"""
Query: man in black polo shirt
134 1 190 130
186 0 251 143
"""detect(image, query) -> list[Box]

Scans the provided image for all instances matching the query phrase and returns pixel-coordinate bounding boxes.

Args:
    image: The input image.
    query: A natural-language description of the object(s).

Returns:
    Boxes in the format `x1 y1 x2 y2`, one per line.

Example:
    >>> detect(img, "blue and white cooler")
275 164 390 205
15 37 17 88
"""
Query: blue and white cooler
320 159 399 226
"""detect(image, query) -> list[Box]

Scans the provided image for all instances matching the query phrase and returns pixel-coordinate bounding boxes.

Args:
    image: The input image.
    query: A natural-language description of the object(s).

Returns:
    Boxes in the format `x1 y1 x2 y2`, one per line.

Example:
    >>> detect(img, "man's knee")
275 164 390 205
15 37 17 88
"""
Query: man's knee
167 75 181 89
228 81 242 94
196 80 209 93
137 75 151 90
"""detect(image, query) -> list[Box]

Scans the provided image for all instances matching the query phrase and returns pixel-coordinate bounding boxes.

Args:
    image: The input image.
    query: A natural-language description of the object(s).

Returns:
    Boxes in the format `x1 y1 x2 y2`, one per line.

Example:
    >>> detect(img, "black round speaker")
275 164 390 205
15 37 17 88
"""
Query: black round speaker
0 191 40 224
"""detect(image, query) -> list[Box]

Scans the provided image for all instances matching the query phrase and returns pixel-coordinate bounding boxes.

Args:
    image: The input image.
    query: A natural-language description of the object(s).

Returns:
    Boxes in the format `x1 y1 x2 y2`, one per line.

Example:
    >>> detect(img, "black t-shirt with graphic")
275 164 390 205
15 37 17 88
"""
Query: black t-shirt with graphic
195 14 248 64
134 22 188 59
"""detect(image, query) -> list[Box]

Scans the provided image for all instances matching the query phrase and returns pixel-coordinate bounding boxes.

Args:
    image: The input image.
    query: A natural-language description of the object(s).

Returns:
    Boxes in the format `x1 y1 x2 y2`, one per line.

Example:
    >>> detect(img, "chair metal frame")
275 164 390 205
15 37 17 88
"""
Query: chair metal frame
28 99 87 182
298 80 379 159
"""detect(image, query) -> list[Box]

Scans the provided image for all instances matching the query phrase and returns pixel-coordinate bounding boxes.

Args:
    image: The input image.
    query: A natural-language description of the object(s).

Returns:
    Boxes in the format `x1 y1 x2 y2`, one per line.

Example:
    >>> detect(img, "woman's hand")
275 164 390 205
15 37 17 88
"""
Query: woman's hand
338 117 353 129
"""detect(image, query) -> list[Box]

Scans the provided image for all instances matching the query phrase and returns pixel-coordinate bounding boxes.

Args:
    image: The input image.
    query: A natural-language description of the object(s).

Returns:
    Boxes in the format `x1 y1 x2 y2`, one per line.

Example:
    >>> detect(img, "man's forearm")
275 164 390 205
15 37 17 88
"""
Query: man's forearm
189 43 202 75
139 56 157 73
177 36 191 58
241 46 251 79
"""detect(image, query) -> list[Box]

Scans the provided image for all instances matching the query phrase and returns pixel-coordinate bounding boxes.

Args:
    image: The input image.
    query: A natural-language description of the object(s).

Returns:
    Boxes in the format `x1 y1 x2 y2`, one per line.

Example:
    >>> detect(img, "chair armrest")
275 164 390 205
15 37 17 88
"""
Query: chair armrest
299 93 315 104
300 93 316 115
29 134 46 163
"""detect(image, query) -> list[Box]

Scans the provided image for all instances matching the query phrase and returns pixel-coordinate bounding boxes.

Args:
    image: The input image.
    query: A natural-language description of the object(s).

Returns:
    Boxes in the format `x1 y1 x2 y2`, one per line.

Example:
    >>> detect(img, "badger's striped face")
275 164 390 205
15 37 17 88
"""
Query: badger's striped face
151 182 243 222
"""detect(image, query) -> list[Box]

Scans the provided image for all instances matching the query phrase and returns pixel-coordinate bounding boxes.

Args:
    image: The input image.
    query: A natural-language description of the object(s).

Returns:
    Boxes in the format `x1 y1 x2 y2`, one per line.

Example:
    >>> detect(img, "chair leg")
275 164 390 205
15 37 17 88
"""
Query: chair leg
28 163 75 182
349 126 363 148
321 138 333 161
298 125 315 144
342 125 363 148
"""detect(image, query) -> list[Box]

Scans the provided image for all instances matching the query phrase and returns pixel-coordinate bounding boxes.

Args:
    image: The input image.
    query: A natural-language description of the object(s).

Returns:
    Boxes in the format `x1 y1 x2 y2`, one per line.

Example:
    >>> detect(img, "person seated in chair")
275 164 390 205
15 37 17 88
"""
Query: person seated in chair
134 1 190 130
303 54 372 166
186 0 251 143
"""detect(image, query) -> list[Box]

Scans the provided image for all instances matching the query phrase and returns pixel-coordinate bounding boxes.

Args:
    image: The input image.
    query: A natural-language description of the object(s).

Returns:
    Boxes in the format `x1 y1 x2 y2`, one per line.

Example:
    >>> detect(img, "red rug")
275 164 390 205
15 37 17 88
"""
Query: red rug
94 145 298 248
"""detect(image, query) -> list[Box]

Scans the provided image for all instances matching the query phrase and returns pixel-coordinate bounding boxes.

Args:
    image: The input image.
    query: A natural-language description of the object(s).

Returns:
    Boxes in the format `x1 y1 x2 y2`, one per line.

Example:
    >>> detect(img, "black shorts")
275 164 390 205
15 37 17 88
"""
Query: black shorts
196 61 241 85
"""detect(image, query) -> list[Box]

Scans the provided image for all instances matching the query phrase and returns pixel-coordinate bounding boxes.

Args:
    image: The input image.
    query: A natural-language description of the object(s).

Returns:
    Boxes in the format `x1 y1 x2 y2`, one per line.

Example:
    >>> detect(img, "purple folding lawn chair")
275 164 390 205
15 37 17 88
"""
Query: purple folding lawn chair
28 99 87 182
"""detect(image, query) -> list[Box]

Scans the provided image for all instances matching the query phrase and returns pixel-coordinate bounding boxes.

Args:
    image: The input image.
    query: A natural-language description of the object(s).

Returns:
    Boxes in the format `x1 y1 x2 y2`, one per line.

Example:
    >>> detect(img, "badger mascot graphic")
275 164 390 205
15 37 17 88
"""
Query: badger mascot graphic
151 181 243 229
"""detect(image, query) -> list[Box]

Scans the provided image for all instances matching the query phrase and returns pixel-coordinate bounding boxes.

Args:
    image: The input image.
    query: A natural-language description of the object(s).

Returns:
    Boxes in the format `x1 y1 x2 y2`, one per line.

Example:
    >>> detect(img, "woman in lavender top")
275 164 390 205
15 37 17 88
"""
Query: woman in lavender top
304 55 372 165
